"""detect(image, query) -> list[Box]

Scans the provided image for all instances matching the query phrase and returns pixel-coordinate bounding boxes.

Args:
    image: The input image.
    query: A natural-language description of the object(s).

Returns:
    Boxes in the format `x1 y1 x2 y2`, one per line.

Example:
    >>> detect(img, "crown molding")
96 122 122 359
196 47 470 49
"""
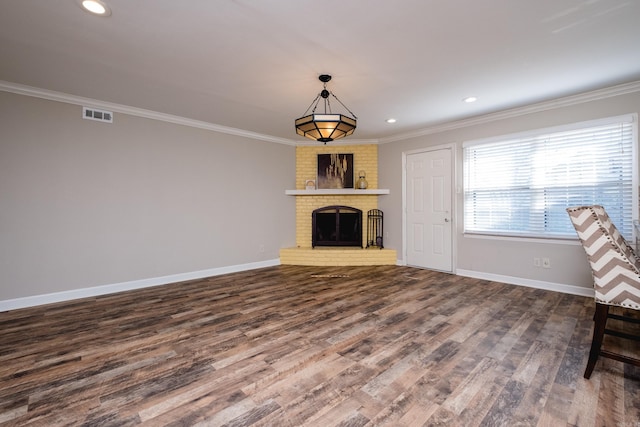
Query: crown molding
294 137 380 146
379 80 640 144
0 80 298 146
3 79 639 146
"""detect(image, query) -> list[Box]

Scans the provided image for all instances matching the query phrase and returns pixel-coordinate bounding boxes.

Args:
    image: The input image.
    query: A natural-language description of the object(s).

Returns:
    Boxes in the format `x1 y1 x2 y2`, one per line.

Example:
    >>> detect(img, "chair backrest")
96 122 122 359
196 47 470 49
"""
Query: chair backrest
566 205 640 310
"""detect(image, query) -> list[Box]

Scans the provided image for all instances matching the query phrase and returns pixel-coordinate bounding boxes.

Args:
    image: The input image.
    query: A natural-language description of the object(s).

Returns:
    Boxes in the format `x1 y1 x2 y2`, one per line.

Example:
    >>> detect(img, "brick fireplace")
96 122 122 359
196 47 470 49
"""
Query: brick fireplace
279 144 396 266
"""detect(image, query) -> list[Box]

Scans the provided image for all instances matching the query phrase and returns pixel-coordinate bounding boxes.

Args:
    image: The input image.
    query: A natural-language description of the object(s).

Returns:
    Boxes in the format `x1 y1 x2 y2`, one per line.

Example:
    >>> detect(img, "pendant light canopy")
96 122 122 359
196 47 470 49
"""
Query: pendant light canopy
295 75 357 144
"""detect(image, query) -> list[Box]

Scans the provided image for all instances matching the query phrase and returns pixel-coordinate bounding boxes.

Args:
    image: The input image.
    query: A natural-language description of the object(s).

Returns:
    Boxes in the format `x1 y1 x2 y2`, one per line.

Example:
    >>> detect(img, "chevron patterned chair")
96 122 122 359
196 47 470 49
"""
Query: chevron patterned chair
566 205 640 379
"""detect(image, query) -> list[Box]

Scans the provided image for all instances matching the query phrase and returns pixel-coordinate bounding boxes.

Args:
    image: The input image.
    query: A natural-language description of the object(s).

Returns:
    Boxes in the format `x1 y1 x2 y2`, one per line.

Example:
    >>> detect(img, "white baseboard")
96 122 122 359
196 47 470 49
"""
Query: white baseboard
455 268 595 298
0 259 280 312
2 262 593 312
382 259 592 297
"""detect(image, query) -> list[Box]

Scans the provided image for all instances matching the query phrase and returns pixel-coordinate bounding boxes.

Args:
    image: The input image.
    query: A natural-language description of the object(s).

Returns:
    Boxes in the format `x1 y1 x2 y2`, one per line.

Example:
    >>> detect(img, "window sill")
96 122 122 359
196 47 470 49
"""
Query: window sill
463 232 578 245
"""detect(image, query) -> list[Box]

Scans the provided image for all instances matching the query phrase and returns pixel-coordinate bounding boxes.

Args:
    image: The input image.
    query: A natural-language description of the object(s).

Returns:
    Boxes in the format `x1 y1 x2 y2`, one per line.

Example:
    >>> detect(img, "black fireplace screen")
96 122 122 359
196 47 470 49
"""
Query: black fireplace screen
366 209 384 249
312 205 362 248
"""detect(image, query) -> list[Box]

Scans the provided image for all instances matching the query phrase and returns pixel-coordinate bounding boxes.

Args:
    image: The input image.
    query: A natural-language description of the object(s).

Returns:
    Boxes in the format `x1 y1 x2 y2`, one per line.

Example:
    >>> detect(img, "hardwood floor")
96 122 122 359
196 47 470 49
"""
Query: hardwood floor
1 265 639 426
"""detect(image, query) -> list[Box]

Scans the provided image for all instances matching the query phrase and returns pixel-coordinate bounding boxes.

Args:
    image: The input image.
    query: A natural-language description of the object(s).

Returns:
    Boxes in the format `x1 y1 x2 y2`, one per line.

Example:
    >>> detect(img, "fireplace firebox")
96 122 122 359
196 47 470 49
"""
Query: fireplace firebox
312 206 362 248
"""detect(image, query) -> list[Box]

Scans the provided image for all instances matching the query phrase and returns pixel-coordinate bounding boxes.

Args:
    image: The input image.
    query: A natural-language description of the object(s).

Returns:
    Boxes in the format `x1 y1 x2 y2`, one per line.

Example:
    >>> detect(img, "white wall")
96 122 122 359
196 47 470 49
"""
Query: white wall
378 90 640 292
3 86 638 307
0 91 296 302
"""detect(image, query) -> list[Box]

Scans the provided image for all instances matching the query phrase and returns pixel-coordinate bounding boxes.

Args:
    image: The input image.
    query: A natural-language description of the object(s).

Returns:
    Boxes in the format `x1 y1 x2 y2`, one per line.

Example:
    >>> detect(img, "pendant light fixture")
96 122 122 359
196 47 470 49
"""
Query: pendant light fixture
295 75 357 144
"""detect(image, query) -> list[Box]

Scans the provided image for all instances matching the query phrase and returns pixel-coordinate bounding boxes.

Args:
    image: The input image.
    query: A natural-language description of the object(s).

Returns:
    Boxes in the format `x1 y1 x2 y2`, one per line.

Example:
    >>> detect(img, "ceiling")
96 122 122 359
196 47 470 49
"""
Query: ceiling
1 0 640 143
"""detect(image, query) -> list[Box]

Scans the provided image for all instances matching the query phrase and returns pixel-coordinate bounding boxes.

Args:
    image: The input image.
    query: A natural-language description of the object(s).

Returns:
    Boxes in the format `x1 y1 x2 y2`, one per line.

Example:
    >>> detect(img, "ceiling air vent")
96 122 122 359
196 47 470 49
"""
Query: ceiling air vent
82 107 113 123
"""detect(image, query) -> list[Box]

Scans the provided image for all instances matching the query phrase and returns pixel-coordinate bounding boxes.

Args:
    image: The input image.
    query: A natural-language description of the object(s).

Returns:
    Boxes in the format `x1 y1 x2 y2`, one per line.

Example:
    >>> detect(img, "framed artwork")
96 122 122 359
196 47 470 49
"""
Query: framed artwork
317 153 354 189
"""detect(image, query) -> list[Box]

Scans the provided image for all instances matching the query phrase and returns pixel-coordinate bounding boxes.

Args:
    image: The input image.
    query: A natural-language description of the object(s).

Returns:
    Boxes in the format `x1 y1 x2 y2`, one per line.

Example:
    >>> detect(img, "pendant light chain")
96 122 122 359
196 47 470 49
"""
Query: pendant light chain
329 91 357 119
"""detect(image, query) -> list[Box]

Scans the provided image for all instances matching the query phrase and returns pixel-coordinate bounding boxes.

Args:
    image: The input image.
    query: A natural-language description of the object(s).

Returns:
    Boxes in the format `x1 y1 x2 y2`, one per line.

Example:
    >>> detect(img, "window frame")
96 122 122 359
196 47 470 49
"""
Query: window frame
462 114 638 241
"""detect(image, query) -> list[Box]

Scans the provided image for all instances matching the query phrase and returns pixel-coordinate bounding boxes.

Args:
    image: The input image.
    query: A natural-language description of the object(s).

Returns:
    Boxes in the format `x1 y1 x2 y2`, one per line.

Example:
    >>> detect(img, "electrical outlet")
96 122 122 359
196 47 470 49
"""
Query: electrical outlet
542 257 551 268
534 257 541 267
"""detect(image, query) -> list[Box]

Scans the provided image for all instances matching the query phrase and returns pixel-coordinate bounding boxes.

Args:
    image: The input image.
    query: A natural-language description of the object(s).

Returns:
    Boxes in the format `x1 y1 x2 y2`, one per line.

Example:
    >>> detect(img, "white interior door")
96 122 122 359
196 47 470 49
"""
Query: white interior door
405 148 453 272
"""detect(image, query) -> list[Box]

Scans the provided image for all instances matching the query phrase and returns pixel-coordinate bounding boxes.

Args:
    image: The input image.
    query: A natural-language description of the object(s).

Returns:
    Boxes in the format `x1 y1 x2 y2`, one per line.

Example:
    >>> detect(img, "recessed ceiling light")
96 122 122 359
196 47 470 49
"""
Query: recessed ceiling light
463 96 478 103
80 0 111 16
386 118 397 124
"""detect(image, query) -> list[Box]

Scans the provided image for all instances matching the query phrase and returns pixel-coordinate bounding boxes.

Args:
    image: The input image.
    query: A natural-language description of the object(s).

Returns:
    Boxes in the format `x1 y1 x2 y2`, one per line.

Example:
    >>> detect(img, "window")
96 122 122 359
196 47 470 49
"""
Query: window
463 115 637 240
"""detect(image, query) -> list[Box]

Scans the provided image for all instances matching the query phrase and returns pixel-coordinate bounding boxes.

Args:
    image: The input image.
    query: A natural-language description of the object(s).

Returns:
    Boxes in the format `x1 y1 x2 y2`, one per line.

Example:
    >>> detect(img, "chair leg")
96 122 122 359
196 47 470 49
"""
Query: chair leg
584 303 609 379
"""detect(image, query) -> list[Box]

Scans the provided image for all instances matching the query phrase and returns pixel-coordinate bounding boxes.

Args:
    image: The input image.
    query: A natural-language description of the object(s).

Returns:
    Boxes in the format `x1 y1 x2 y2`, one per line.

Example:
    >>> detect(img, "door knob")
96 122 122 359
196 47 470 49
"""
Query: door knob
444 218 450 222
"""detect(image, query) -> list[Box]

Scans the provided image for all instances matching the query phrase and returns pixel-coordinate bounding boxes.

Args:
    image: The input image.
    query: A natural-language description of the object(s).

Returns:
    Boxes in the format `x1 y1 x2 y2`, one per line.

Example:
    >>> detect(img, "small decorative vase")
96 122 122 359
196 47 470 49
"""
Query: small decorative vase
357 170 368 189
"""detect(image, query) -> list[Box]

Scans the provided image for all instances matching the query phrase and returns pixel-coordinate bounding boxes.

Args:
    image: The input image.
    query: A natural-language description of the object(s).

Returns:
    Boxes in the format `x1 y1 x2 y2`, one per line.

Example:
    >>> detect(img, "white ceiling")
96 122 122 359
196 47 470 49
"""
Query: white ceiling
1 0 640 143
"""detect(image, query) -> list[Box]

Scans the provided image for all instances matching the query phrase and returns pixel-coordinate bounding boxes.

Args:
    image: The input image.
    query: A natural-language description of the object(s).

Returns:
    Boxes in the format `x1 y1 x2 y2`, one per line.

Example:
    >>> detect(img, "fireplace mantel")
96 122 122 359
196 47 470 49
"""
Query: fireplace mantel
285 189 389 196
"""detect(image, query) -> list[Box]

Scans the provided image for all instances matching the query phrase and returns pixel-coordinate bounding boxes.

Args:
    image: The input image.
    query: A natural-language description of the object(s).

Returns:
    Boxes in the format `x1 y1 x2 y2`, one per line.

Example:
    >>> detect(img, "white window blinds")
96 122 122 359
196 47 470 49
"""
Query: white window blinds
463 115 636 240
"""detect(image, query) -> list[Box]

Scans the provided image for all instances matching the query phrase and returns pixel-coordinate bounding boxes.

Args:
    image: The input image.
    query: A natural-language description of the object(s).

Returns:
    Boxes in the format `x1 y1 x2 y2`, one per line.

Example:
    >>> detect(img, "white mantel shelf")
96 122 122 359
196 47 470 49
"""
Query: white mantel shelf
285 189 390 196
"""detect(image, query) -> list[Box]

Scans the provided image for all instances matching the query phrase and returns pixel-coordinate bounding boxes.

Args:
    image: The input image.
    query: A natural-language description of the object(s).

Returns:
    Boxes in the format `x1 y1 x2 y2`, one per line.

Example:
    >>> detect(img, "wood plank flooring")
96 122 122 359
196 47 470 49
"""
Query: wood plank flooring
1 265 639 426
